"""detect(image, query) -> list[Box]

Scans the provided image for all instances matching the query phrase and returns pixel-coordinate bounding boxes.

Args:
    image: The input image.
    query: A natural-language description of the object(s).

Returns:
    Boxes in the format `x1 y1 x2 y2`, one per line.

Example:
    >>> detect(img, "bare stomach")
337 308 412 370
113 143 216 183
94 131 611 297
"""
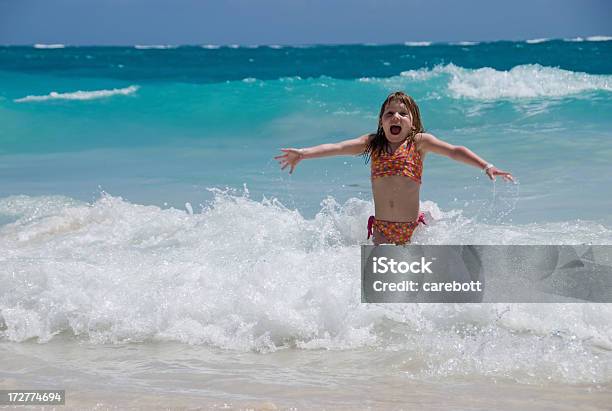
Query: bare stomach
371 176 421 221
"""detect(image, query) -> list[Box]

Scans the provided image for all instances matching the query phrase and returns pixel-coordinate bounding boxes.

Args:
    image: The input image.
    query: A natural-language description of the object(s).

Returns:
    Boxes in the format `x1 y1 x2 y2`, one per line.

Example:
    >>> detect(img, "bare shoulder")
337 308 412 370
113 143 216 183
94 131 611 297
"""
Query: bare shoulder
338 133 376 155
353 133 376 147
352 133 376 146
363 133 376 143
414 132 457 157
358 133 376 151
414 132 436 155
414 132 436 144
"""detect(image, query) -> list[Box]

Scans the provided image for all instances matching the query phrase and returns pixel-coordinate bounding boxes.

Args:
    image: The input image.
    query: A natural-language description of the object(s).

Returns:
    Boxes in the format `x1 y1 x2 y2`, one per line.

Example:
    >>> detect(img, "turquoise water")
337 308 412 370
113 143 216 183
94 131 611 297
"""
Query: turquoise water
1 40 612 406
0 40 611 225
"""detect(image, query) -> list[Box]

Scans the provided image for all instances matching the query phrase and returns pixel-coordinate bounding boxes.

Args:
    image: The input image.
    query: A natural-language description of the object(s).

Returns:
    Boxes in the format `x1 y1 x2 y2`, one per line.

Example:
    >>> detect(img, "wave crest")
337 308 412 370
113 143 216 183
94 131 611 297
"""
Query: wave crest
33 44 65 49
404 41 432 47
565 35 612 42
585 35 612 42
526 38 550 44
14 85 139 102
397 64 612 100
134 45 177 49
0 192 611 383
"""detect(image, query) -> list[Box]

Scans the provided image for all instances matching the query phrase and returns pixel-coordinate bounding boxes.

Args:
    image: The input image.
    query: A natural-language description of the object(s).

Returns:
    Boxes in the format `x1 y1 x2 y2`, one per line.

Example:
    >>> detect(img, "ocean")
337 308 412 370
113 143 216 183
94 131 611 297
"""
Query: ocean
1 39 611 409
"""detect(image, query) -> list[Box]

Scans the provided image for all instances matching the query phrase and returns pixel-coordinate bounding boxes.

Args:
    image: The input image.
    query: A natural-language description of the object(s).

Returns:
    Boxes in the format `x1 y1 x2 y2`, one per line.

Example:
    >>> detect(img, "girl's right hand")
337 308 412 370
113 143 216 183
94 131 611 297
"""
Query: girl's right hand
274 148 304 174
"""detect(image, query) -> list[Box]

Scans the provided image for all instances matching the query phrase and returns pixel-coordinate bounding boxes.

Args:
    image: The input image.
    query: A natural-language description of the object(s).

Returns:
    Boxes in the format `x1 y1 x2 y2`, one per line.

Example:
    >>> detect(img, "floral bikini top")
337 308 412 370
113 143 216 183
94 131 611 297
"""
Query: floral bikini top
370 138 423 184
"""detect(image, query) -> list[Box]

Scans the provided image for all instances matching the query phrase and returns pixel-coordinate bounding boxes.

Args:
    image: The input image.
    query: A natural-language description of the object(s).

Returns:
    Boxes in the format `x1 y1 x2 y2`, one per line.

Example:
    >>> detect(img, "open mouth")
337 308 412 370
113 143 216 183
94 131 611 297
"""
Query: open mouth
390 125 402 135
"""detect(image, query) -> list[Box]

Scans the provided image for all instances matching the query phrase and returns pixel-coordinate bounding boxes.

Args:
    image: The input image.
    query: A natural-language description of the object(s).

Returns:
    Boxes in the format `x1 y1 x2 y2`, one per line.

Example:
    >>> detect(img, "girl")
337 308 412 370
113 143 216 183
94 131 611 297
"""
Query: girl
275 91 514 245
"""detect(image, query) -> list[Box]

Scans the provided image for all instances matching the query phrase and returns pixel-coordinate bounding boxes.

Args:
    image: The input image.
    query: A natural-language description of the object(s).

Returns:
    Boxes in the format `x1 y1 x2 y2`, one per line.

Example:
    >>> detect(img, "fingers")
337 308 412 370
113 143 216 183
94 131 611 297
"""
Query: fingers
278 158 297 174
276 148 301 174
274 148 293 160
487 168 515 183
494 170 515 183
279 159 297 174
486 169 516 183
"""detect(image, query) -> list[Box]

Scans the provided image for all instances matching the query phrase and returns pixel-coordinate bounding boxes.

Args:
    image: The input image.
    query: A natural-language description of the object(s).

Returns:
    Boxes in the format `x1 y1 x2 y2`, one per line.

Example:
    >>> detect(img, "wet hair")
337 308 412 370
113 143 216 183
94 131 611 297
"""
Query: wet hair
362 91 425 163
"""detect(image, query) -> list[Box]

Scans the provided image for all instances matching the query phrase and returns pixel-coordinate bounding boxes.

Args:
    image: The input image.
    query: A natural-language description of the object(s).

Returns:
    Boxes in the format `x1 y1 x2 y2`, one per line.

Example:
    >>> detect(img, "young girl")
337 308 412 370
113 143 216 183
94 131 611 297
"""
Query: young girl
275 91 514 245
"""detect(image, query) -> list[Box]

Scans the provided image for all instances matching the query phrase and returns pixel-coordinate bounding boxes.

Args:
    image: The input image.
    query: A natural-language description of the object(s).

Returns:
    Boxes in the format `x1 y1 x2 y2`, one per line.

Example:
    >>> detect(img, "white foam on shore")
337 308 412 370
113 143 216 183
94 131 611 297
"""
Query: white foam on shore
33 44 65 49
14 85 139 102
0 192 611 384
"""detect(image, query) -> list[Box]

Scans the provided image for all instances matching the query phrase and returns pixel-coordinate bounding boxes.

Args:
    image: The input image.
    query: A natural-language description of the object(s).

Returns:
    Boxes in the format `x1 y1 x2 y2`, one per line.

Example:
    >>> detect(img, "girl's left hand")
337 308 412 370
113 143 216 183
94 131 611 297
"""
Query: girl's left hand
487 167 514 182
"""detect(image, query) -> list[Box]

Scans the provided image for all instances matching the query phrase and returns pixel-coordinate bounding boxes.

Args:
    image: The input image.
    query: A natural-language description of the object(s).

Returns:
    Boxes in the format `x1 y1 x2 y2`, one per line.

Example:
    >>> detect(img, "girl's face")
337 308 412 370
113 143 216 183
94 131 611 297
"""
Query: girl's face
380 100 414 144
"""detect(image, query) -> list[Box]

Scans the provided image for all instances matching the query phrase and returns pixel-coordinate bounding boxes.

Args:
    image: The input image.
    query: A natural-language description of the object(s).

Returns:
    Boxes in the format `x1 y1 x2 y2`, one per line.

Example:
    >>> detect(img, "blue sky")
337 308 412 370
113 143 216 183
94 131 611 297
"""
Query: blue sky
0 0 610 45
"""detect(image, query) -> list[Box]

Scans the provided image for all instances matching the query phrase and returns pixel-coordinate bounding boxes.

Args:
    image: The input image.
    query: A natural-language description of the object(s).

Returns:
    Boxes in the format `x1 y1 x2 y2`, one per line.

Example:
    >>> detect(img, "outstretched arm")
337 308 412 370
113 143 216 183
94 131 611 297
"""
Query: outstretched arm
275 134 371 174
417 133 514 182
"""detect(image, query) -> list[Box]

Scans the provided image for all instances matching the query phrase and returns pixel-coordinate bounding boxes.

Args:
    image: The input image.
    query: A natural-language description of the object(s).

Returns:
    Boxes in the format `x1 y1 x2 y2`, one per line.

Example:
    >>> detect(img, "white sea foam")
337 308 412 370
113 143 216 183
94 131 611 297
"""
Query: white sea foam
33 44 65 49
565 35 612 42
201 44 221 49
526 38 550 44
404 41 432 47
394 64 612 100
134 44 177 49
268 45 283 49
0 192 611 383
586 35 612 41
398 66 439 81
453 41 479 46
444 64 612 99
14 85 139 103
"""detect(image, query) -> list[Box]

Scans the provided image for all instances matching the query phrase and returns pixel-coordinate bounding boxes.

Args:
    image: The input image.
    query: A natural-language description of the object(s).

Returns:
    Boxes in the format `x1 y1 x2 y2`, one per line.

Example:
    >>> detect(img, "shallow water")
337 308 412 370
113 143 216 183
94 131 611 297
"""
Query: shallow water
1 339 611 410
